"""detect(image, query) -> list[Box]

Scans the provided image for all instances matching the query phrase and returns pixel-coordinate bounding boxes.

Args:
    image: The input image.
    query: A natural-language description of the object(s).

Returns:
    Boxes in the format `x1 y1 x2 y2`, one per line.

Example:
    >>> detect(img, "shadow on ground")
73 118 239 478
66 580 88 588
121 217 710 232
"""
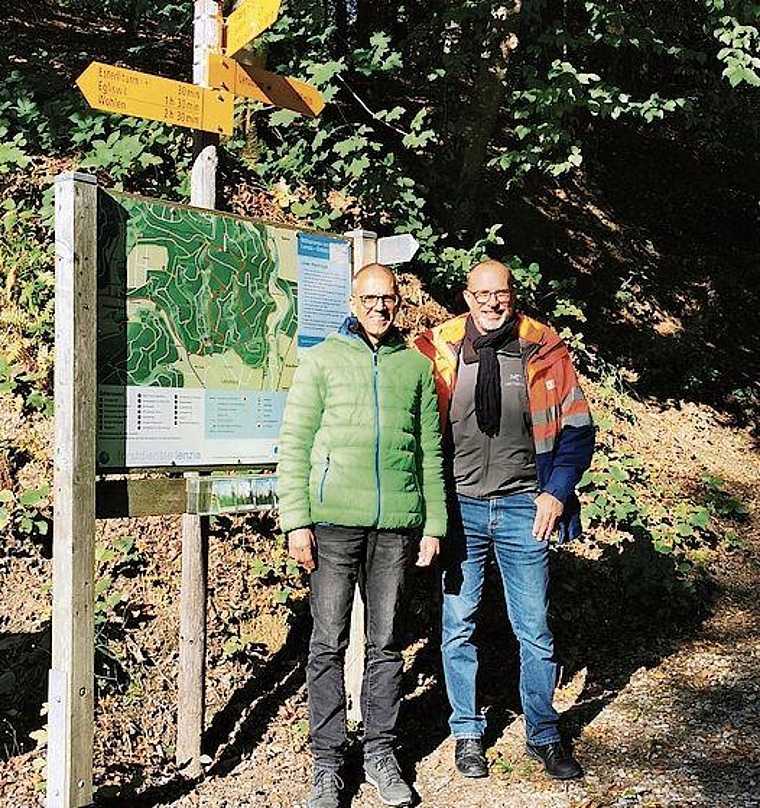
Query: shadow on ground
87 528 713 805
0 625 50 760
107 600 311 808
396 531 710 772
576 529 760 807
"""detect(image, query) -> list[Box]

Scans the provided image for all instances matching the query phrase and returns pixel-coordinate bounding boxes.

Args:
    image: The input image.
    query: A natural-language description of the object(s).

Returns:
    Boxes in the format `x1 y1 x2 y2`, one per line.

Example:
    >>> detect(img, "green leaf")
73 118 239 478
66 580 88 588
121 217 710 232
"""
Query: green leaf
115 536 135 555
269 110 299 127
306 59 346 88
346 155 370 177
94 576 113 598
222 637 242 657
0 143 31 172
19 485 49 506
272 586 292 604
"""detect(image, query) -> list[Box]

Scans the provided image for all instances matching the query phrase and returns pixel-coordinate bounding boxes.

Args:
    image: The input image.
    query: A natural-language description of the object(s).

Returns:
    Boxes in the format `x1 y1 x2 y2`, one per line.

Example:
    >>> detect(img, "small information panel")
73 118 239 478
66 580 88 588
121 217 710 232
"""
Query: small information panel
96 191 351 470
297 233 352 349
186 474 278 516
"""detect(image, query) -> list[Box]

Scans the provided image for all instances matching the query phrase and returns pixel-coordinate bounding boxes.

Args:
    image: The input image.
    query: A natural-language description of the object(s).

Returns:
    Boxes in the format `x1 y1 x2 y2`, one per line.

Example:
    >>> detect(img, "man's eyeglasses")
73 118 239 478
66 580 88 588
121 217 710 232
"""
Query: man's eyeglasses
466 289 512 305
356 294 400 310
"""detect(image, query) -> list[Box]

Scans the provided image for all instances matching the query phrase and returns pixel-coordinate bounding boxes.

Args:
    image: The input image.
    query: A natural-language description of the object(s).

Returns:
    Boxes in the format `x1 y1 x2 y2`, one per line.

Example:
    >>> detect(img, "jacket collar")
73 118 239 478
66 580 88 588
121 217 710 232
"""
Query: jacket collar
334 316 405 352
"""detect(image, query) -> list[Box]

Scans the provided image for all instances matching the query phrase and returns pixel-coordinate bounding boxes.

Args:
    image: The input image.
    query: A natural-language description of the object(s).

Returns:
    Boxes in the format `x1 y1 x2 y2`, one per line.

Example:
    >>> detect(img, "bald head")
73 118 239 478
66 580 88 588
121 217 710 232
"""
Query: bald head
352 262 399 295
467 260 513 292
464 260 516 333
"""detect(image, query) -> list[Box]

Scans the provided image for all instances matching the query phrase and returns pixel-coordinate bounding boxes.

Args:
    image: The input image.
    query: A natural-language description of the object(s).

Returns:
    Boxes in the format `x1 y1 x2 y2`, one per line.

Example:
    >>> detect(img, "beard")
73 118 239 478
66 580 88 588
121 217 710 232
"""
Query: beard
474 310 510 332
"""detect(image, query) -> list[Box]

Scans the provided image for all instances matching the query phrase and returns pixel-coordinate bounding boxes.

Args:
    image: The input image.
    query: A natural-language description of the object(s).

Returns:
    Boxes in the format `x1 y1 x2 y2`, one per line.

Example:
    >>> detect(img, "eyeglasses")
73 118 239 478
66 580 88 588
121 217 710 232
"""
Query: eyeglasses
466 289 512 305
356 294 400 310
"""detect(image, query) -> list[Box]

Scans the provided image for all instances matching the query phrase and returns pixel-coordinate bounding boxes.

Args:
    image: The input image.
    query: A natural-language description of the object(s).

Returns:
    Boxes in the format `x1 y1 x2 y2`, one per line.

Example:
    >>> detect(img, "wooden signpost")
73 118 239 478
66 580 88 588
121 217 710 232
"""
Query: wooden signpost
75 0 321 135
48 172 98 808
208 54 325 117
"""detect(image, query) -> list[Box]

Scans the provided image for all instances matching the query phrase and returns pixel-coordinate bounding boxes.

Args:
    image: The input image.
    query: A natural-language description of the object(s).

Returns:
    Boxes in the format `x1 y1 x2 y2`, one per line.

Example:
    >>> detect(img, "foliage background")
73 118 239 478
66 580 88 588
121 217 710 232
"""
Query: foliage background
1 0 758 414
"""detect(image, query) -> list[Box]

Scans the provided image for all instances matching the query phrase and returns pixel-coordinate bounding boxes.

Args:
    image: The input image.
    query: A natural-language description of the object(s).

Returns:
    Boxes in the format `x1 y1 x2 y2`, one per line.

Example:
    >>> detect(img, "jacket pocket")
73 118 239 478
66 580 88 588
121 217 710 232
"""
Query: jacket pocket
318 456 330 503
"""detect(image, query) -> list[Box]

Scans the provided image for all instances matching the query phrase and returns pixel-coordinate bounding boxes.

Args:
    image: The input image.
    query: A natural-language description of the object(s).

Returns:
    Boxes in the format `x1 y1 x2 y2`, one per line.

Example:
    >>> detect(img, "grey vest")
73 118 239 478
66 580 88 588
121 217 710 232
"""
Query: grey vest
450 340 538 498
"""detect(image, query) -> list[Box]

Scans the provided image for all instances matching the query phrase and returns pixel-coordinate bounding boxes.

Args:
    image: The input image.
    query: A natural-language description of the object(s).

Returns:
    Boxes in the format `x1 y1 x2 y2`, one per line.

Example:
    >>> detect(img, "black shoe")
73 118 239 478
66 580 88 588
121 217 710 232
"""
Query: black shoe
525 741 583 780
454 738 488 778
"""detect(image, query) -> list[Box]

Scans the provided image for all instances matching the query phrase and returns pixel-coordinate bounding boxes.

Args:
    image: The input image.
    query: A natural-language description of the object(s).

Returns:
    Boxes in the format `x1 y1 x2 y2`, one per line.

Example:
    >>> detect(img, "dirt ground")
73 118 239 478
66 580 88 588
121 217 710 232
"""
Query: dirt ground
153 399 760 808
2 393 758 808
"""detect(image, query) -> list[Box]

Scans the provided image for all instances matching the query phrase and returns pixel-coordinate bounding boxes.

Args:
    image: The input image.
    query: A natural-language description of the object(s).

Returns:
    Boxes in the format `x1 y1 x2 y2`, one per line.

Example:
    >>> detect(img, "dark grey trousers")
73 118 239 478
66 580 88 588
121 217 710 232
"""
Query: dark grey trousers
307 524 413 767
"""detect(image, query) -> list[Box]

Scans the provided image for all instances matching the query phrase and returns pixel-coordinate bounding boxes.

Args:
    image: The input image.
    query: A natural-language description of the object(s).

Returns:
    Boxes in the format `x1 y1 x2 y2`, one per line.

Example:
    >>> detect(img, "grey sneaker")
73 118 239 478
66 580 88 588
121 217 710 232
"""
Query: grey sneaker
307 767 344 808
364 753 413 807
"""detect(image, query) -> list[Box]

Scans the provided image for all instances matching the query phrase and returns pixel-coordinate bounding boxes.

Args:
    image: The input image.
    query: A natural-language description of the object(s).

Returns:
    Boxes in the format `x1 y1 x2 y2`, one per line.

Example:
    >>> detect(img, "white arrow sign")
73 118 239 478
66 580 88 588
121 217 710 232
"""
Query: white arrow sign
377 233 419 265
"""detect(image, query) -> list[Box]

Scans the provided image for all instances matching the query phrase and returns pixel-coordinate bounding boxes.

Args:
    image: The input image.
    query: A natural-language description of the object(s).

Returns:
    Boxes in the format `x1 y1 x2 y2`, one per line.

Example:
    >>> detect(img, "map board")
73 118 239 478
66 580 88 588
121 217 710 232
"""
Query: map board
96 191 351 470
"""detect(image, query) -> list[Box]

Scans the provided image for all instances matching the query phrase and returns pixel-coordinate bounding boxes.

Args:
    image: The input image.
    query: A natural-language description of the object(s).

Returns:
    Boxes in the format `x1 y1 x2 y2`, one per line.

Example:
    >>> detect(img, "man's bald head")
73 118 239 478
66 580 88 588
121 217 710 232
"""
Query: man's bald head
352 262 399 295
467 260 514 293
350 263 400 346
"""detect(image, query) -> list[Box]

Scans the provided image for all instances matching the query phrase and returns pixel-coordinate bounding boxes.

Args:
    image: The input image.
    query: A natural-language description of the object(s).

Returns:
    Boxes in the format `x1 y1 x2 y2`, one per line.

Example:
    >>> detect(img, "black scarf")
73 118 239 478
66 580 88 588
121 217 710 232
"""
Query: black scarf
463 314 518 437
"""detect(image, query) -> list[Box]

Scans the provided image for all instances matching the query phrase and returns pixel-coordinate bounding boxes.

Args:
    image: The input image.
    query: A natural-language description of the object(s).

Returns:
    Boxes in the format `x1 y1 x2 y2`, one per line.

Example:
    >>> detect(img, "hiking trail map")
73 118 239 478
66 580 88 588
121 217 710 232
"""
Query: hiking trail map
96 191 351 469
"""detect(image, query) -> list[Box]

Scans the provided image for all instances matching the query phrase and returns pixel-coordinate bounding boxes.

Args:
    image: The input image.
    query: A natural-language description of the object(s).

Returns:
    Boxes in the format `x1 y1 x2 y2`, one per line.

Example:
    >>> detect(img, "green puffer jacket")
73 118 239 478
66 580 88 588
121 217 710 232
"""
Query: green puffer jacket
277 320 447 537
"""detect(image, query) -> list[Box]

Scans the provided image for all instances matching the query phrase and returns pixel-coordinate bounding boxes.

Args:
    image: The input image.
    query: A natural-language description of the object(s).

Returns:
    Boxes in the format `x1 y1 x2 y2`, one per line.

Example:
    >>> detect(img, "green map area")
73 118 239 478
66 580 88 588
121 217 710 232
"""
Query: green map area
97 192 299 392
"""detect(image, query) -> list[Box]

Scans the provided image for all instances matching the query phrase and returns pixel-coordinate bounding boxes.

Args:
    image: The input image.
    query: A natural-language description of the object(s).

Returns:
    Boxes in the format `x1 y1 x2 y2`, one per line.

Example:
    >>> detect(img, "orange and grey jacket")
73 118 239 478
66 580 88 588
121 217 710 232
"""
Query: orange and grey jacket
414 313 594 540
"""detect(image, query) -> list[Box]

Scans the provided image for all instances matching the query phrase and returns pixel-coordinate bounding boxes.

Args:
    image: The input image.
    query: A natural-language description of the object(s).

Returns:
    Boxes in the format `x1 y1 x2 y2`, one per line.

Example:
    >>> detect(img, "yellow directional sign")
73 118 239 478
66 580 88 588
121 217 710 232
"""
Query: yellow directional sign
226 0 281 58
76 62 234 135
209 55 324 117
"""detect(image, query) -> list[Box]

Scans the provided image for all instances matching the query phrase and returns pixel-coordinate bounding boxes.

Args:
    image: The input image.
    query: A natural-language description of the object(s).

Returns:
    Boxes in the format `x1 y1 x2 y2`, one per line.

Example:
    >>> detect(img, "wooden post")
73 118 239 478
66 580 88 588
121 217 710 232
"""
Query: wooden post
190 0 221 209
176 511 208 777
345 229 378 272
176 0 220 777
47 172 98 808
341 230 377 724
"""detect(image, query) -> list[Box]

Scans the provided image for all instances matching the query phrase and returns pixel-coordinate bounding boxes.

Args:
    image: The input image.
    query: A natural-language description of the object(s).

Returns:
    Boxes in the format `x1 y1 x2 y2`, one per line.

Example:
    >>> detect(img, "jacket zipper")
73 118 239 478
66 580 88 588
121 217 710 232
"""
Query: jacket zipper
373 350 381 525
318 455 330 502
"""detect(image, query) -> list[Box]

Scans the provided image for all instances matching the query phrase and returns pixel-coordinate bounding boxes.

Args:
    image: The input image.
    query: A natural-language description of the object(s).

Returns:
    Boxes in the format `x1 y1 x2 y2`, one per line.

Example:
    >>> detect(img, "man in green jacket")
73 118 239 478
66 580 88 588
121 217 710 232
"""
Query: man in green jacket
278 263 446 808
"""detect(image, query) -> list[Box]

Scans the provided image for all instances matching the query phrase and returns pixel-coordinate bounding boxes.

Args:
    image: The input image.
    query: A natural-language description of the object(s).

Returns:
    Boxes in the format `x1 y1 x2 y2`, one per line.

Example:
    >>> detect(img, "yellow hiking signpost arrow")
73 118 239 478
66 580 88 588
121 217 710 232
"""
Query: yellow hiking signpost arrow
208 54 324 117
76 62 234 135
226 0 282 58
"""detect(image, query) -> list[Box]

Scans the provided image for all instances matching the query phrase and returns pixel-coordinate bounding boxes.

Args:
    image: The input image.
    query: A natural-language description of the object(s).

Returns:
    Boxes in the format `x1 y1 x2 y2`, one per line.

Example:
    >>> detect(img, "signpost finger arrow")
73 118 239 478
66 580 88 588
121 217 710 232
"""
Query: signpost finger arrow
377 233 420 265
226 0 281 58
76 61 234 135
208 55 324 117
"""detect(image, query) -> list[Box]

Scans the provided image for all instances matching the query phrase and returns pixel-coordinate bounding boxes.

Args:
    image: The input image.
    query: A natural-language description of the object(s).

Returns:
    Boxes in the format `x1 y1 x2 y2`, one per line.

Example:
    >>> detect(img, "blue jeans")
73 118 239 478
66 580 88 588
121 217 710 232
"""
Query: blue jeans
308 524 413 767
441 493 560 746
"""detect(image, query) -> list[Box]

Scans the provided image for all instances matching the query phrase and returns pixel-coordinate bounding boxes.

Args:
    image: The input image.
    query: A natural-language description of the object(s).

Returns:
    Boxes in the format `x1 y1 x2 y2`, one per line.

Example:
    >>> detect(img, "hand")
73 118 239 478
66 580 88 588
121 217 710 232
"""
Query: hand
288 527 316 571
532 493 564 541
416 536 440 567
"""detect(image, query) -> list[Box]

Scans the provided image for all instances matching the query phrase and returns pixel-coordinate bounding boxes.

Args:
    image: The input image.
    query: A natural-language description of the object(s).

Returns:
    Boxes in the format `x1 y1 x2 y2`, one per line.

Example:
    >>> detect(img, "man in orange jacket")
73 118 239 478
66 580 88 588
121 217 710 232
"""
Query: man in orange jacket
415 260 593 781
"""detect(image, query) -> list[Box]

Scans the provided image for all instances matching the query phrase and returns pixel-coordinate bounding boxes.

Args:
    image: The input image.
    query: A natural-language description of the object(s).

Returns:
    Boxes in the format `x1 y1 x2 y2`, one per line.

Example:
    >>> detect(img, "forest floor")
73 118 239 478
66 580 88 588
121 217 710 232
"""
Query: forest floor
2 391 759 808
